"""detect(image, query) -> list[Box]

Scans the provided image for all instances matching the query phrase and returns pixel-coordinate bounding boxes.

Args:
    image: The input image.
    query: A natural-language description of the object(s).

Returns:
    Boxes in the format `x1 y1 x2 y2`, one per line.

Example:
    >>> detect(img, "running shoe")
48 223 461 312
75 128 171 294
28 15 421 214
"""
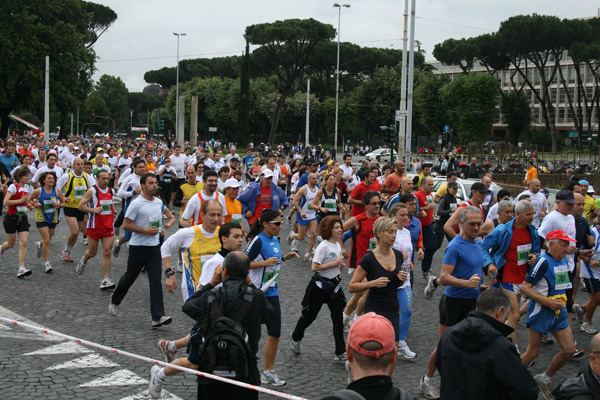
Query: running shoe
175 261 183 273
533 374 554 400
62 249 73 263
35 241 42 258
44 262 53 273
286 230 294 245
573 348 586 358
100 278 116 290
572 303 585 324
424 275 438 300
289 332 300 355
343 318 352 333
157 340 177 363
303 253 312 262
82 236 88 245
149 365 164 399
76 256 87 275
291 239 299 253
261 370 286 386
152 316 173 328
581 322 598 334
108 294 119 316
114 227 120 237
422 271 432 281
542 334 554 344
17 267 32 278
418 376 440 399
333 352 347 361
398 343 417 359
112 241 121 258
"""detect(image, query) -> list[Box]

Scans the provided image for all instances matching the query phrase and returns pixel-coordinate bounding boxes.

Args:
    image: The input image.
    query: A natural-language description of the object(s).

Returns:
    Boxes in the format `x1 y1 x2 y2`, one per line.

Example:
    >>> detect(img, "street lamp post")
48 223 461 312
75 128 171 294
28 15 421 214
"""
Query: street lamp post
173 32 186 143
333 3 350 156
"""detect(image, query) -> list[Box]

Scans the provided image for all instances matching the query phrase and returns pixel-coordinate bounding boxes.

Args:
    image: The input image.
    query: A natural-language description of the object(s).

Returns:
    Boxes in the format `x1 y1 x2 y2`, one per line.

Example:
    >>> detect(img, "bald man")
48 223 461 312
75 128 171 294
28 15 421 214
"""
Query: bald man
514 179 547 229
380 160 406 195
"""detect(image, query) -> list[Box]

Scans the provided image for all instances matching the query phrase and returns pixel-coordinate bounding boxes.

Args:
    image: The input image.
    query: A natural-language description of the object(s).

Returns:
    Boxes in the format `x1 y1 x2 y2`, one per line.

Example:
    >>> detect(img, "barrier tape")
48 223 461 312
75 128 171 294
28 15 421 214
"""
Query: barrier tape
0 316 308 400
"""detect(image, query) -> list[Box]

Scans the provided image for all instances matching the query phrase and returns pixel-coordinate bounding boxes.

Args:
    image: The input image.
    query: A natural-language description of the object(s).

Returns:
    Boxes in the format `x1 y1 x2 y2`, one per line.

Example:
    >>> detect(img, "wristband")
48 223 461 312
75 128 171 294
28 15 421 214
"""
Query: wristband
165 268 175 278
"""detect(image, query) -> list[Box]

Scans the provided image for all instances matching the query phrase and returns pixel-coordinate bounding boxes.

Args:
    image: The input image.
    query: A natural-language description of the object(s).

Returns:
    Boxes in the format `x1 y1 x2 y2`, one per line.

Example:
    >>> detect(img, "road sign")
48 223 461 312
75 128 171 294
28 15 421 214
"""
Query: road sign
444 125 450 133
208 127 217 132
395 110 406 122
569 131 579 138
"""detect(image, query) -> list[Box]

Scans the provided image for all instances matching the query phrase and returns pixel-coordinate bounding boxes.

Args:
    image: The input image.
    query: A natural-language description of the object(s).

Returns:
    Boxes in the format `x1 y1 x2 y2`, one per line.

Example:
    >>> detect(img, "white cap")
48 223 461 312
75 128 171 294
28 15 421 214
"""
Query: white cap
224 178 241 189
588 185 595 194
261 169 274 179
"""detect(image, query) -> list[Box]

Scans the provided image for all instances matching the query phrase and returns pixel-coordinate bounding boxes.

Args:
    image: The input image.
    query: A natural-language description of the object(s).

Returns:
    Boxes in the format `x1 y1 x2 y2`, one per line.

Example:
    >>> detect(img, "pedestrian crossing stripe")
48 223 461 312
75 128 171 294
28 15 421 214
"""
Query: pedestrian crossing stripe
47 354 119 369
119 389 184 400
24 341 93 355
80 369 147 387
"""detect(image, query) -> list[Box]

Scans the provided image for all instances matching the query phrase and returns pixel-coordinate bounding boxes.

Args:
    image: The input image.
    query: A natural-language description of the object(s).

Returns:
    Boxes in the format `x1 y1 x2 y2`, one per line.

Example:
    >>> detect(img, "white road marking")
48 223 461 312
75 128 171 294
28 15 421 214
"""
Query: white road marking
47 354 119 370
24 341 93 355
80 369 148 387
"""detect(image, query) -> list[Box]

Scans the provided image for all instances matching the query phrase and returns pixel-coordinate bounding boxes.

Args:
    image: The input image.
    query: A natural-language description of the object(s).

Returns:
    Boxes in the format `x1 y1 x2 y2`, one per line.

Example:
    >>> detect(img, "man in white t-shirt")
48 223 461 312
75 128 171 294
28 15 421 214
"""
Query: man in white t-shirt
181 170 227 226
59 142 74 167
169 144 187 205
31 152 63 187
340 154 353 183
514 179 547 229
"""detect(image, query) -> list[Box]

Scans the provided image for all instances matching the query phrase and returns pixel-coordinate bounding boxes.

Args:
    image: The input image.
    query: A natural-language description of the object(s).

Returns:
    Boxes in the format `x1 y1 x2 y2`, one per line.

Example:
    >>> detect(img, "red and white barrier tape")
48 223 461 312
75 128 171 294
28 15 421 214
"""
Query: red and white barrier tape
0 316 308 400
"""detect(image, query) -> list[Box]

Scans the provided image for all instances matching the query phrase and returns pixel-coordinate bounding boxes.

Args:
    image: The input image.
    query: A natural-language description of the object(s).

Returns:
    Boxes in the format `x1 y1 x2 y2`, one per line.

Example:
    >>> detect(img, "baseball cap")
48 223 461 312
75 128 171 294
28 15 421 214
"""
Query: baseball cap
347 312 395 358
261 169 274 179
579 180 590 186
546 230 577 242
556 189 577 204
471 182 487 193
224 178 241 189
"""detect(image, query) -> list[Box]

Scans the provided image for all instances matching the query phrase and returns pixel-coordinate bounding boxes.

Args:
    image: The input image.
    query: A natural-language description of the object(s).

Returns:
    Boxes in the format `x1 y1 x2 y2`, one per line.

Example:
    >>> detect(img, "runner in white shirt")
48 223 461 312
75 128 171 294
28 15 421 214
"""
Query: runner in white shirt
180 170 227 226
514 179 547 229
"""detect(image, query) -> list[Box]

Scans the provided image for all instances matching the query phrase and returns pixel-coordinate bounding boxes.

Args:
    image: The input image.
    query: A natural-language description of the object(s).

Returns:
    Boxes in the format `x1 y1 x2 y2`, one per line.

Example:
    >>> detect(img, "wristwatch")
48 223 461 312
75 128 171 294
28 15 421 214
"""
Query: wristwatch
165 268 175 278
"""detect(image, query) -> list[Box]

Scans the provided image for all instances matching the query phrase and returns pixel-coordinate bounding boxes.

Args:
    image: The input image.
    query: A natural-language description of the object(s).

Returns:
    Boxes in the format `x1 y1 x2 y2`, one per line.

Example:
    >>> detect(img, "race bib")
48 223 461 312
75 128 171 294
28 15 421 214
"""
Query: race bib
164 178 172 183
43 199 56 214
200 255 213 271
427 196 433 205
517 243 532 266
74 186 86 199
16 206 27 216
324 199 337 210
262 269 280 285
554 264 572 291
149 218 161 229
307 203 313 211
368 237 377 251
279 174 286 183
100 199 113 215
232 214 242 224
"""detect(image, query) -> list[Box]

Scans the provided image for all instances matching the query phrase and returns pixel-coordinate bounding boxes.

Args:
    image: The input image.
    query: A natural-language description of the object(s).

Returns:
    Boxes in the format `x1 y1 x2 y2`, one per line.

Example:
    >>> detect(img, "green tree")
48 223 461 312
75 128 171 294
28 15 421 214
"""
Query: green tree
441 73 498 144
414 73 451 135
245 18 336 144
237 38 250 146
501 91 531 146
433 38 478 74
93 75 128 131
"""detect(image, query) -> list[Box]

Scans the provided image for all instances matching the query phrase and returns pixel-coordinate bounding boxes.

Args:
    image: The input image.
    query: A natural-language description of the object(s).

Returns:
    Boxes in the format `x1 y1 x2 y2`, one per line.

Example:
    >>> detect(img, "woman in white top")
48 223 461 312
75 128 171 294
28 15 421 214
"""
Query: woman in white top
289 216 347 360
390 202 416 359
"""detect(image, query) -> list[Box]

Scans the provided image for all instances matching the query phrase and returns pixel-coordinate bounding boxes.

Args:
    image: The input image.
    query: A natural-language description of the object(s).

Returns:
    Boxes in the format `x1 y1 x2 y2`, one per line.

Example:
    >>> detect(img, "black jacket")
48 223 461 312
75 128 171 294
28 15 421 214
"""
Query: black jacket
437 192 457 224
182 277 274 356
553 366 600 400
436 311 538 400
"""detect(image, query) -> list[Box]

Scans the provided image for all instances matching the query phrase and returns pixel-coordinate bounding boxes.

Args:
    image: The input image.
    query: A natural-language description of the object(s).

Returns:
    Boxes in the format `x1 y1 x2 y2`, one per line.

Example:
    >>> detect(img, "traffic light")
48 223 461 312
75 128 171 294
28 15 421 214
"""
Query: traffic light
158 119 165 130
380 125 396 146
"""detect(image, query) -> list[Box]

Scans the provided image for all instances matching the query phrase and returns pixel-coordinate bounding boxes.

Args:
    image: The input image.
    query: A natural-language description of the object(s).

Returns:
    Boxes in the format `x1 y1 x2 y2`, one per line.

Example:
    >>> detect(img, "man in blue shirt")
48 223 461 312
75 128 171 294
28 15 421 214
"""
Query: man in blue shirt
521 230 578 400
242 148 255 180
418 206 483 400
0 143 19 173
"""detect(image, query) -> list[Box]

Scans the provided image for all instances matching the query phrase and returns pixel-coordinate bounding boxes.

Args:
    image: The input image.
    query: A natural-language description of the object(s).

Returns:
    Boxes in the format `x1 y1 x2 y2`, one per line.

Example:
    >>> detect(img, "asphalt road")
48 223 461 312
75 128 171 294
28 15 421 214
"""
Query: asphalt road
0 203 596 399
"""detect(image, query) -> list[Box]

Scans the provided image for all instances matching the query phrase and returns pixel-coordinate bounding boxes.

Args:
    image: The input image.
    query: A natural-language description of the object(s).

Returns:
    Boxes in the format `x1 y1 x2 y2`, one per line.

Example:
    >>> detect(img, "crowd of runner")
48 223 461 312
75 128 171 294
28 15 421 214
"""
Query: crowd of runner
2 135 599 400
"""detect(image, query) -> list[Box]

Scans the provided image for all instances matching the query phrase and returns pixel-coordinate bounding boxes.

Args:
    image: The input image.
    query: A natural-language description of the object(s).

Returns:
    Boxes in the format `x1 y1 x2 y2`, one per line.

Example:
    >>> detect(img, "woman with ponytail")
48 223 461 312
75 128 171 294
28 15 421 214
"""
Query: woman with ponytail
245 209 299 386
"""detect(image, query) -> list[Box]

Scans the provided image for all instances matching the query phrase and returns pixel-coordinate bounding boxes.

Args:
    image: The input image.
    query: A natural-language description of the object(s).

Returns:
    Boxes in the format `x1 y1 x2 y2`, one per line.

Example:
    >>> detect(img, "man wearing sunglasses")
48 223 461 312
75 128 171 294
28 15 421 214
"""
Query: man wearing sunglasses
418 206 483 400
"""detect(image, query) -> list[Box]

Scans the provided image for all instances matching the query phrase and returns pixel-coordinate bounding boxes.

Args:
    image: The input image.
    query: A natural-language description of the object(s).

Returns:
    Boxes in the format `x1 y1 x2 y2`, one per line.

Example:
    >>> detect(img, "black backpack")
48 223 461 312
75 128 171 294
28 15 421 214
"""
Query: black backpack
197 287 254 381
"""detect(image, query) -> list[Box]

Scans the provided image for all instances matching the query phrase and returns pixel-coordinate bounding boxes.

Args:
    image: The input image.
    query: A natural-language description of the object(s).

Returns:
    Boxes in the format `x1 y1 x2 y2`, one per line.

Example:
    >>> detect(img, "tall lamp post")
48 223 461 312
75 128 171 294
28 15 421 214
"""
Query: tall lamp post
173 32 186 141
333 3 350 155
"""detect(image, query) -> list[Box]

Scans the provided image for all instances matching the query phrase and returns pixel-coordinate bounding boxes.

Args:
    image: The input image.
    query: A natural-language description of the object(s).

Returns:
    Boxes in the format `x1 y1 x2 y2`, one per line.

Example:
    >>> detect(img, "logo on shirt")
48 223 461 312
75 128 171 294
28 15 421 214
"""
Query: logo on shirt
273 248 280 254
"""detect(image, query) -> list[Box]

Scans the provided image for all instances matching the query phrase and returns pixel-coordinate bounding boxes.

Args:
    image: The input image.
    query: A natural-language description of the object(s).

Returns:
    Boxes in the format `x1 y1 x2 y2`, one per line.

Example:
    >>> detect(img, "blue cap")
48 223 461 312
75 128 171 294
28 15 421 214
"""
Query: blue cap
44 145 50 151
579 180 590 186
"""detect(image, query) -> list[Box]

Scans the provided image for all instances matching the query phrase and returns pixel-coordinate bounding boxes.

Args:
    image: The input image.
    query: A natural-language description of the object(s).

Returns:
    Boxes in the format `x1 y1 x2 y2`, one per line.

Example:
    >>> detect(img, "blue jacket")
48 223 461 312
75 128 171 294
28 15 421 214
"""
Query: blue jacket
238 183 289 217
479 218 540 271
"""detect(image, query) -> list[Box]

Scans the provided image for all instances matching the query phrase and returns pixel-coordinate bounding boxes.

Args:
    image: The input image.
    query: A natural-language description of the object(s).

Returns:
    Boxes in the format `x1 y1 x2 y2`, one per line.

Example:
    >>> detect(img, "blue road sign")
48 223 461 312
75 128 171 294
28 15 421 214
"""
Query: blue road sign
444 125 450 133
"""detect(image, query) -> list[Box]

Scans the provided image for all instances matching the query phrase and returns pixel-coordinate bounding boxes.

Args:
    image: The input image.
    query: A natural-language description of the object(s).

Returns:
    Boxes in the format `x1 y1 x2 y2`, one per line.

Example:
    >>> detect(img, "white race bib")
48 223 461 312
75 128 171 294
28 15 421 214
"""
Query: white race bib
100 199 113 215
554 264 572 291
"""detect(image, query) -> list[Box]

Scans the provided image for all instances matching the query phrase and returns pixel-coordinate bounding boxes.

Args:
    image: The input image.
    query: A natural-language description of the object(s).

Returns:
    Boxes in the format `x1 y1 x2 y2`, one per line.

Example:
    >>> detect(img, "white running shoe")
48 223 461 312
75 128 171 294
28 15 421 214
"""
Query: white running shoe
398 343 417 359
100 278 116 290
291 239 299 252
44 262 53 273
17 267 32 278
36 241 42 258
149 365 164 399
286 230 295 245
261 370 286 386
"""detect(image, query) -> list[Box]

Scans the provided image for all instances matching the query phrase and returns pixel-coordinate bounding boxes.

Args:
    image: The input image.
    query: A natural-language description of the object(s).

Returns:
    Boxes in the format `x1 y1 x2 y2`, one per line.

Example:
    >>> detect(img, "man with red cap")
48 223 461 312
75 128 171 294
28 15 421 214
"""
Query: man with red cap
521 230 580 400
320 312 414 400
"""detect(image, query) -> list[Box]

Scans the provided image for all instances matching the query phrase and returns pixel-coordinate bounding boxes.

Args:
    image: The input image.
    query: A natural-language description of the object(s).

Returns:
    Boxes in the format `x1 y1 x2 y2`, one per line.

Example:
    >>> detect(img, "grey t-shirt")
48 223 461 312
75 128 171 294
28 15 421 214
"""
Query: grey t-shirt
125 196 163 246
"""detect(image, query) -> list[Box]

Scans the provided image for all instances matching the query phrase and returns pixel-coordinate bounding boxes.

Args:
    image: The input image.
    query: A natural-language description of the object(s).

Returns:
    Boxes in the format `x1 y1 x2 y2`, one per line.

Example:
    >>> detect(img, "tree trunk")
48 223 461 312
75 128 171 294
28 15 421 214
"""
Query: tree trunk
0 111 12 139
268 92 288 145
59 110 69 140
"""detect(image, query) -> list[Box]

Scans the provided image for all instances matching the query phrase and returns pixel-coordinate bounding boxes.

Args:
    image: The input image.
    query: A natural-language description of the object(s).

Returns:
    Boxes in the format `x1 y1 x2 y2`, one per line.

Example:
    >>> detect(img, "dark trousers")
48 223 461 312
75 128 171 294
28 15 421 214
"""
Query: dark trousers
114 207 125 228
292 282 346 356
420 224 436 274
433 221 452 252
112 245 165 321
197 380 258 400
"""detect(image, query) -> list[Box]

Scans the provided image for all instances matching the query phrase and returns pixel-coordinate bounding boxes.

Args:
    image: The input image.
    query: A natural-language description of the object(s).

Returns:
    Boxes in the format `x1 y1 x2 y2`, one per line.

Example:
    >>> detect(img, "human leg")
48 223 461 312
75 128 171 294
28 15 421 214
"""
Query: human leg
111 245 148 305
327 292 347 356
100 236 114 280
145 245 166 321
38 227 51 261
17 230 29 267
306 220 317 253
420 224 436 275
545 327 576 378
291 284 326 344
501 286 521 345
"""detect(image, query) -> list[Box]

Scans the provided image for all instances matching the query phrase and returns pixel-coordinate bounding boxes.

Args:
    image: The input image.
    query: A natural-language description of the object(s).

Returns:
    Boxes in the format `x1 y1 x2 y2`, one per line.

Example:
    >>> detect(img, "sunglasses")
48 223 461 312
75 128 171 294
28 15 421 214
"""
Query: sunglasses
368 201 381 206
267 221 283 226
466 222 482 227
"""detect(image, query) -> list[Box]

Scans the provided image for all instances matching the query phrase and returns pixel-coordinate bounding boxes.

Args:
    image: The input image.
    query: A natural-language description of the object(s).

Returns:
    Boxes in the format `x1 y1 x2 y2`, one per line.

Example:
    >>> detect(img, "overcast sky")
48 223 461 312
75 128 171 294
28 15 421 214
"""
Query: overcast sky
91 0 598 92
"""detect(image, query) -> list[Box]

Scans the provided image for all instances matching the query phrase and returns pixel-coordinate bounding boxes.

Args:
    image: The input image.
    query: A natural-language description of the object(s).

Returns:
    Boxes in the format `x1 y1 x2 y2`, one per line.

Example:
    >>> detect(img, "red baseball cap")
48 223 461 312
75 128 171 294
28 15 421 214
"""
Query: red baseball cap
347 312 395 358
546 230 576 242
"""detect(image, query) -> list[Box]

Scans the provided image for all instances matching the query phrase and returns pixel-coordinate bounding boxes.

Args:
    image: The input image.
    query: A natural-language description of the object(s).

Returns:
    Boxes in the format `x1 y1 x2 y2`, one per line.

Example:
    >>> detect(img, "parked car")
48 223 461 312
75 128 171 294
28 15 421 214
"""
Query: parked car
365 148 397 161
431 177 503 204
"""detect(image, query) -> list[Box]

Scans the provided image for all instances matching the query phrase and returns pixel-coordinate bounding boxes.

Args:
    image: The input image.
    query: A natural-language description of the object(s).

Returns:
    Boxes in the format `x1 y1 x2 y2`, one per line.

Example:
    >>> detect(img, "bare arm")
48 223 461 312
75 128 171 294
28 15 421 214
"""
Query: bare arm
443 207 464 239
438 262 480 289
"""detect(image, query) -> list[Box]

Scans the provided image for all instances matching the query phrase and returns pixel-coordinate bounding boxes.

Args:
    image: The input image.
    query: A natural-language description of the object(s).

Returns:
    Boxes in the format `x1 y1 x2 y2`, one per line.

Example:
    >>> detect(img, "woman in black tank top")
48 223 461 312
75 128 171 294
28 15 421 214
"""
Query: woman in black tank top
313 174 342 224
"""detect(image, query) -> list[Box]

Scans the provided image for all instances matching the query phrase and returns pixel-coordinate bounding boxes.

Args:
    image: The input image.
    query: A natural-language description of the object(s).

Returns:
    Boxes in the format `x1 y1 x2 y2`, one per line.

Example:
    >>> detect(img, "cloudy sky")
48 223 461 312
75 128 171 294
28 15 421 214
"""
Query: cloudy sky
91 0 598 92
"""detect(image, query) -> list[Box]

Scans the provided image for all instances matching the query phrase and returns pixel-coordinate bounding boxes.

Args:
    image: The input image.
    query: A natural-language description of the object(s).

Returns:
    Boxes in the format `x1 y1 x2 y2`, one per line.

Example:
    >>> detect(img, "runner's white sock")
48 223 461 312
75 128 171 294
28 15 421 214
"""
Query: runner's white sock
156 368 166 381
398 340 407 347
167 341 177 353
540 373 551 384
343 313 350 321
424 375 435 384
